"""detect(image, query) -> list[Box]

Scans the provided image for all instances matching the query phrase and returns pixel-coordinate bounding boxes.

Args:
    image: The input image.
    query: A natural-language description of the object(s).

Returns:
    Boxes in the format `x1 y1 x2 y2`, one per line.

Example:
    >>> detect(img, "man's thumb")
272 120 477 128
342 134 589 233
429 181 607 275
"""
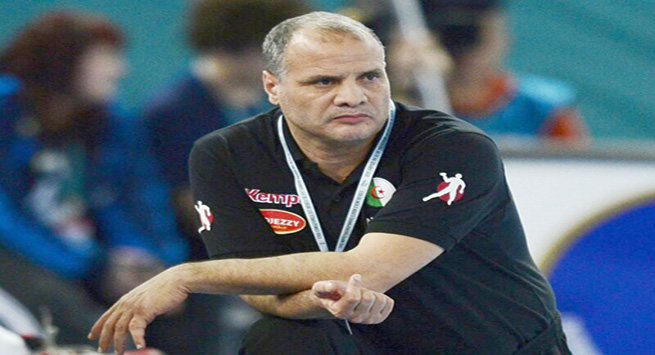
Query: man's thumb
347 274 362 291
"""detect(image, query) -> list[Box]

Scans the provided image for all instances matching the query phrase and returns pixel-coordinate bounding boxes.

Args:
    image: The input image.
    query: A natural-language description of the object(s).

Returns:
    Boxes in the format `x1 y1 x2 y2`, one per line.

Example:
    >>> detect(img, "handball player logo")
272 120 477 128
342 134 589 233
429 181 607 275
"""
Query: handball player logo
195 200 214 233
366 177 396 207
423 172 466 206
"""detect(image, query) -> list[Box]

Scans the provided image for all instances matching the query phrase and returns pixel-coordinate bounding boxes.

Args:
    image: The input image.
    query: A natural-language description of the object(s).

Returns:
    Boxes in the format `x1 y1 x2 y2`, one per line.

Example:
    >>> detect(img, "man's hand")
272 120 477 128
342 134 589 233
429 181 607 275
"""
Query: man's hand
88 267 189 354
312 274 394 324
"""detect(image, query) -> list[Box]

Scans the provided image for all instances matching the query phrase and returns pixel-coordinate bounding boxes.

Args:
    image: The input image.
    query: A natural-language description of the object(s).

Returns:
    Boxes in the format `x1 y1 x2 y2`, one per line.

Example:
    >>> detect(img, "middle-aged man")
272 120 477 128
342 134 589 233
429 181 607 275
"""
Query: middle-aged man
90 11 570 355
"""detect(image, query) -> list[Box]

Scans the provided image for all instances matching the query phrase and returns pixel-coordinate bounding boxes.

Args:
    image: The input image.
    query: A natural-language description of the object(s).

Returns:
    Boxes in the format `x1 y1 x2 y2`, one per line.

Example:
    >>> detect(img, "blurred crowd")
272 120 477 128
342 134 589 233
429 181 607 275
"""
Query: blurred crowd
0 0 587 354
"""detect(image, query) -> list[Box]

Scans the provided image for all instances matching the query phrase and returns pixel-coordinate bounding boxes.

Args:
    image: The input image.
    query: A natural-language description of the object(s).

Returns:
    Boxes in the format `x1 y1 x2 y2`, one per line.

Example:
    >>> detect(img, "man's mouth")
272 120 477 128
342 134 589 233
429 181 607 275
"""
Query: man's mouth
333 114 370 124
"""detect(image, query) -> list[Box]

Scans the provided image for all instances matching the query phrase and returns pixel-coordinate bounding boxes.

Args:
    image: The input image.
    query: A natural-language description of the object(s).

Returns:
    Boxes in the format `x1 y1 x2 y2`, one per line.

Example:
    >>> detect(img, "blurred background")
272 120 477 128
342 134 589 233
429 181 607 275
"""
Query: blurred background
1 1 654 354
2 0 654 140
507 1 655 140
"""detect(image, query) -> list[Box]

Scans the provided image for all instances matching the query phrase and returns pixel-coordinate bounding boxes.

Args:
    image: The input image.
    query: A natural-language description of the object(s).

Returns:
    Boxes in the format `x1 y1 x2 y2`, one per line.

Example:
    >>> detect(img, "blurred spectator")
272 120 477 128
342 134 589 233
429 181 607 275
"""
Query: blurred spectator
141 0 311 353
380 0 588 143
144 0 311 251
0 11 187 348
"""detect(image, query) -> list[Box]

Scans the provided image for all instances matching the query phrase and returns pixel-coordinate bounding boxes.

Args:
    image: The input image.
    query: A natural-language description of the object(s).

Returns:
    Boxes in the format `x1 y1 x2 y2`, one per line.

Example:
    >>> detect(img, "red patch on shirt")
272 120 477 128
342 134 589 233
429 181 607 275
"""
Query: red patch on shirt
259 209 306 235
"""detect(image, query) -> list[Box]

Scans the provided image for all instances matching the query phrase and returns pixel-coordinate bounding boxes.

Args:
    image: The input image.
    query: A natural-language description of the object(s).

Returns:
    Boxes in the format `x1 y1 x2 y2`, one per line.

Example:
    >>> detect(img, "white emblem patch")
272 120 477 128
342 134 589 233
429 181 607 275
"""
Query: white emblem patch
423 172 466 205
195 200 214 233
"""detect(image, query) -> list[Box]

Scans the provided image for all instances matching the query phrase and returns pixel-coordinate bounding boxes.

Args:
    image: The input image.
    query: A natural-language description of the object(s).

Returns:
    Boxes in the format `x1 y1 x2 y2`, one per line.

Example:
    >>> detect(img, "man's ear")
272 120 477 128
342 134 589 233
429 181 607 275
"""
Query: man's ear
262 70 280 105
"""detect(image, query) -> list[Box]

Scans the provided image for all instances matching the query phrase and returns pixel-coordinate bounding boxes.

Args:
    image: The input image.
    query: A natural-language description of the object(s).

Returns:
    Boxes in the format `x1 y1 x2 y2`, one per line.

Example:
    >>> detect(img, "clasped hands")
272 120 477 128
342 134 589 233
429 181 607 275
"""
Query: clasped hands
89 271 394 354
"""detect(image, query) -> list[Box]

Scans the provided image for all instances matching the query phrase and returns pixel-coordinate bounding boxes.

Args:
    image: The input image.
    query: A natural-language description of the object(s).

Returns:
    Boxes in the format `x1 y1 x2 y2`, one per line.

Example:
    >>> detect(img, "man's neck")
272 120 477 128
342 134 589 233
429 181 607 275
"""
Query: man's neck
293 133 375 184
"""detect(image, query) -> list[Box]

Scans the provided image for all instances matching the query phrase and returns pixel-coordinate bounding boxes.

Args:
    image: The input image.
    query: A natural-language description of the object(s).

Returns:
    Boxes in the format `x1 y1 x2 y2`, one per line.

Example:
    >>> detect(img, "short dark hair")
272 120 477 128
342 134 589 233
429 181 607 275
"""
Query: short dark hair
187 0 310 53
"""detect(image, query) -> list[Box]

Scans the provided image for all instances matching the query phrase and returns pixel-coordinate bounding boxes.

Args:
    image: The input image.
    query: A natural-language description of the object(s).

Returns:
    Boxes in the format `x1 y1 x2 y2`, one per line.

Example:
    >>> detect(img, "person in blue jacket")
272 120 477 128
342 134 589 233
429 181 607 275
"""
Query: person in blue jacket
0 11 187 347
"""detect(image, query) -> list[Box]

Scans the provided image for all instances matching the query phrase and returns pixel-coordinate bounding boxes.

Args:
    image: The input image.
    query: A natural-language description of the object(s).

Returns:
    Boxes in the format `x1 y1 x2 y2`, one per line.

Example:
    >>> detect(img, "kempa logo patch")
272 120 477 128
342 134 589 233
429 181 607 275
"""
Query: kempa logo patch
366 177 396 207
259 209 306 235
245 188 300 207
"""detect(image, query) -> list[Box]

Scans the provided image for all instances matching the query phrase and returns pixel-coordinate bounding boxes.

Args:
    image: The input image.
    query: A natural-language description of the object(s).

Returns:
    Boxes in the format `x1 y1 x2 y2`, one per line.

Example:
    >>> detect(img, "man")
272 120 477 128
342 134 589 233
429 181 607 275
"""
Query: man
90 12 570 354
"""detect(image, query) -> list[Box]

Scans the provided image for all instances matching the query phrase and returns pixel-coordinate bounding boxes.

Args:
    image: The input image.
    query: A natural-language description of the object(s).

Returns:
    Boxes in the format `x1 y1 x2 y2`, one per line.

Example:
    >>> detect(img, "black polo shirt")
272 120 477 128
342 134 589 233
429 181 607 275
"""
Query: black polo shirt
189 103 561 354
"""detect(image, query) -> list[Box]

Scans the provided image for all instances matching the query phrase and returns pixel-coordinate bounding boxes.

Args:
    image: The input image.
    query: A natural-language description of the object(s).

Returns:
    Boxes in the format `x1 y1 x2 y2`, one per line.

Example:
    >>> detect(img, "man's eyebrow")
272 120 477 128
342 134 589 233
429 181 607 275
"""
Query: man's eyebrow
359 69 384 77
299 74 344 84
298 68 385 85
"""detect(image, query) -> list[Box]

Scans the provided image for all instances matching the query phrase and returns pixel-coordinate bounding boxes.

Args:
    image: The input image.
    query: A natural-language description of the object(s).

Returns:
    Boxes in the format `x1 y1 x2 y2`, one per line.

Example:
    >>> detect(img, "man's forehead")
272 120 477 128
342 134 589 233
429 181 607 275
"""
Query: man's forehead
285 31 384 65
286 53 385 80
288 28 383 54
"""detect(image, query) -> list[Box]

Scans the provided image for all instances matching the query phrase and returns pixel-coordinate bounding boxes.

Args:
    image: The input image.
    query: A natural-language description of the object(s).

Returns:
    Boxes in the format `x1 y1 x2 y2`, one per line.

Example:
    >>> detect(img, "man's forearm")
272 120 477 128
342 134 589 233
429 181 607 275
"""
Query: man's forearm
175 250 366 296
174 232 442 297
240 291 333 320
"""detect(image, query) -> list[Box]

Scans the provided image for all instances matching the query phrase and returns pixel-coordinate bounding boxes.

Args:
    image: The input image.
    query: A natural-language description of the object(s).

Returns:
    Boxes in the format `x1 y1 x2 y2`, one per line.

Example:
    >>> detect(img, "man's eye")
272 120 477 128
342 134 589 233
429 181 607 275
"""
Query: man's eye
316 78 333 86
364 73 380 81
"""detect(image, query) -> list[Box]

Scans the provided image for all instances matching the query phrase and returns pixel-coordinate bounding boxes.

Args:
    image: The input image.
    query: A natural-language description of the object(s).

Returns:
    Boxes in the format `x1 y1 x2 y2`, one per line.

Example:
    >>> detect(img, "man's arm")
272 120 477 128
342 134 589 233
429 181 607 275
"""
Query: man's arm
89 232 442 353
182 232 442 295
240 292 330 320
240 273 394 321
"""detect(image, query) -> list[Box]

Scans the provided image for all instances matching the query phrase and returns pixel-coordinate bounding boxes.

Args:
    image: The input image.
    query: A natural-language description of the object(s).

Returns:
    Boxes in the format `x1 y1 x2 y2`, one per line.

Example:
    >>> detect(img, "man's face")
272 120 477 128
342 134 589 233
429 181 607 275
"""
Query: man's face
263 29 391 148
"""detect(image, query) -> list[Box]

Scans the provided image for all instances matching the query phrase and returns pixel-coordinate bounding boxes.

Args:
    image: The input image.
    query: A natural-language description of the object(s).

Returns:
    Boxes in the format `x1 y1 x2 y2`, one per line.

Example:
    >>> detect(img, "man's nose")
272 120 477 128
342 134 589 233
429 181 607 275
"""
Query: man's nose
333 81 367 107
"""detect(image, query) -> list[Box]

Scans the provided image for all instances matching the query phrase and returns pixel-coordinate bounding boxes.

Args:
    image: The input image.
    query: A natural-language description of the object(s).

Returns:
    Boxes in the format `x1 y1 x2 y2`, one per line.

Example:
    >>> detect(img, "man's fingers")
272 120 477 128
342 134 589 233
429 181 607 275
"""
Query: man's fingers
330 274 363 319
97 307 123 353
113 313 133 354
378 297 396 323
345 274 362 293
367 292 388 317
366 293 393 324
312 281 341 300
94 307 151 353
350 290 376 322
129 317 148 350
312 274 362 301
377 295 395 322
314 274 396 324
89 304 117 340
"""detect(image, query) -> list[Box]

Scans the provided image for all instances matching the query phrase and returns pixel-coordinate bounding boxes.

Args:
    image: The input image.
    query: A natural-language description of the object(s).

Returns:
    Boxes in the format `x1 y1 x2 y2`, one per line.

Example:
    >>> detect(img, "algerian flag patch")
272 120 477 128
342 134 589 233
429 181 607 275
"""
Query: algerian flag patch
366 177 396 207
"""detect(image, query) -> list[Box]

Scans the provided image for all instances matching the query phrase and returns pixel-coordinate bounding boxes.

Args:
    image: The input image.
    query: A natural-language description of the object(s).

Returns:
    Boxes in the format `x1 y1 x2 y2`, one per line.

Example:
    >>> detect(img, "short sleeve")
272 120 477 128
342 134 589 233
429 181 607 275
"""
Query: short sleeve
366 132 509 250
189 135 289 259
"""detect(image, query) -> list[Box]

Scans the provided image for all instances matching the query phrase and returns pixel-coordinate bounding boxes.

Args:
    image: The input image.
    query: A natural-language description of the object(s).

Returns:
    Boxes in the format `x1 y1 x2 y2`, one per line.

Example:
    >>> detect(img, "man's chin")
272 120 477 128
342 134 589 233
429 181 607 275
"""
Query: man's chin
328 128 380 145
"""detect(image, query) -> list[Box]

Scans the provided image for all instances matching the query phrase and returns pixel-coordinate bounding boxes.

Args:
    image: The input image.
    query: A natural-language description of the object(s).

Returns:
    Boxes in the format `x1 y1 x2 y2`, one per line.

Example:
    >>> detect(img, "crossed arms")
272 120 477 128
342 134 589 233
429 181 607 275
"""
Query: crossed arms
89 232 443 353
